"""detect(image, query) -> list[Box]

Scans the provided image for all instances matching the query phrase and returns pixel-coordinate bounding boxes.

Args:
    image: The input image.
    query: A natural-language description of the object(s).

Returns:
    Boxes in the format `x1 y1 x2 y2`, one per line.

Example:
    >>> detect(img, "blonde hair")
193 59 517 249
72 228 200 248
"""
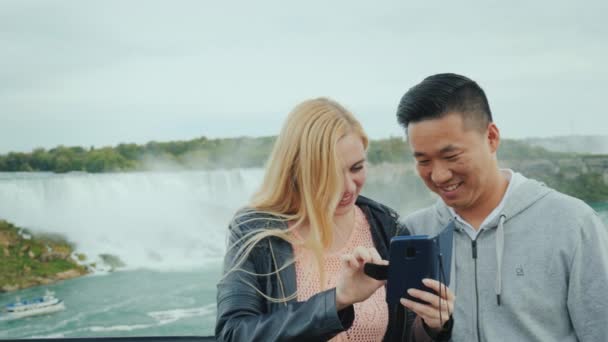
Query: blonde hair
226 97 368 300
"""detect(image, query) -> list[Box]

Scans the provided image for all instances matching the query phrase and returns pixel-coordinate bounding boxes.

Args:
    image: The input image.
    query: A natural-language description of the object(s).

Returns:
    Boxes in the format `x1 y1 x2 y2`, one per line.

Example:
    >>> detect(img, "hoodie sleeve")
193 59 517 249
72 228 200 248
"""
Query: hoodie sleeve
567 209 608 341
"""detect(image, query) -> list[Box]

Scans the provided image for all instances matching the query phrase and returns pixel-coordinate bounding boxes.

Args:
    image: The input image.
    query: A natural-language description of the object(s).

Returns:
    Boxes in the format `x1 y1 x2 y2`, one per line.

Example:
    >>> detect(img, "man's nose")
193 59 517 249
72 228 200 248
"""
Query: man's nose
431 162 452 184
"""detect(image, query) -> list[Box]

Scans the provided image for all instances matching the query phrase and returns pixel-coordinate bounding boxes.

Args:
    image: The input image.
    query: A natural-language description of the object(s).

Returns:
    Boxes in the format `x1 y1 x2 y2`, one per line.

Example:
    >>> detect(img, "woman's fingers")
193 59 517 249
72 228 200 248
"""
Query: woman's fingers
352 246 372 263
342 247 389 274
340 254 360 269
368 247 389 265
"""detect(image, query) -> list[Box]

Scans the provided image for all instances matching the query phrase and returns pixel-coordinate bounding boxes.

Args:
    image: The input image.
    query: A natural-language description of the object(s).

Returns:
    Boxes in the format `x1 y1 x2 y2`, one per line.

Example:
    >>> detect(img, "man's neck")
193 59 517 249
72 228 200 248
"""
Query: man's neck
456 170 510 230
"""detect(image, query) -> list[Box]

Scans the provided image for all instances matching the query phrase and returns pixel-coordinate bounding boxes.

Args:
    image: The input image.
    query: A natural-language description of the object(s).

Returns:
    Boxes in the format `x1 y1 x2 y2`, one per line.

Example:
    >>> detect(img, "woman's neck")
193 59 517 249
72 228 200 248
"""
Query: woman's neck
293 206 357 252
330 206 356 251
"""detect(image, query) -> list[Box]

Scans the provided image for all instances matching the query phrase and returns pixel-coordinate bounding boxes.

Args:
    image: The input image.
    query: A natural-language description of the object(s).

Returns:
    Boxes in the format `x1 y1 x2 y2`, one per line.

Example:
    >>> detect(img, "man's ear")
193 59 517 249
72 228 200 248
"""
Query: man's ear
487 122 500 153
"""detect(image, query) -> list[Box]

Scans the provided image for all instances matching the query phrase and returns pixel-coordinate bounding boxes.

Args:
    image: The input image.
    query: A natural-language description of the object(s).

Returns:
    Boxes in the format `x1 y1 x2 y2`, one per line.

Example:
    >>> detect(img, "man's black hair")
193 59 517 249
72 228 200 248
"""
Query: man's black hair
396 73 493 132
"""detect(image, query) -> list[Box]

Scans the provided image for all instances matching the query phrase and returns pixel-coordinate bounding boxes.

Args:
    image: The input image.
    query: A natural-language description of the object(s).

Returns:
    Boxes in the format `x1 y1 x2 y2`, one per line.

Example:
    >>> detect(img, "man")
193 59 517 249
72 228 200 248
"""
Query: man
395 73 608 341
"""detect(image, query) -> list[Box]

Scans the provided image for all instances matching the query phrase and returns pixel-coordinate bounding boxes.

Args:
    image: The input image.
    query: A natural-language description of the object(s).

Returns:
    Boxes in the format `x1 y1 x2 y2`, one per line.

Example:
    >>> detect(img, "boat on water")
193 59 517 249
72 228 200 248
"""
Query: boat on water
1 290 65 320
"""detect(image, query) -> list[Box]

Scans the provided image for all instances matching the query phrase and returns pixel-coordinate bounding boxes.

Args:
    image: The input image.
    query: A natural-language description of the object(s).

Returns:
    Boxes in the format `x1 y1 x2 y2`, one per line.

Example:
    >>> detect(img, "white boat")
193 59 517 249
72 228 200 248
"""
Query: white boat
1 290 65 320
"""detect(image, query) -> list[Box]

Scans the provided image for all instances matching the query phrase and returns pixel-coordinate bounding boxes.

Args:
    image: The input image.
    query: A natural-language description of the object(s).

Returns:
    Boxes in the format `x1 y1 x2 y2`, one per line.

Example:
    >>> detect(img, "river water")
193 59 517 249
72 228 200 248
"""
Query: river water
0 170 606 338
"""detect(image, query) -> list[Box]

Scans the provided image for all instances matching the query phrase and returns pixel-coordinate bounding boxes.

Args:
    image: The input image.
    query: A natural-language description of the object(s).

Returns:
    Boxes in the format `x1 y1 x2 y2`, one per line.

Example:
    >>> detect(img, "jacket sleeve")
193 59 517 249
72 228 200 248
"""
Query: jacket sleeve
567 209 608 341
215 217 354 342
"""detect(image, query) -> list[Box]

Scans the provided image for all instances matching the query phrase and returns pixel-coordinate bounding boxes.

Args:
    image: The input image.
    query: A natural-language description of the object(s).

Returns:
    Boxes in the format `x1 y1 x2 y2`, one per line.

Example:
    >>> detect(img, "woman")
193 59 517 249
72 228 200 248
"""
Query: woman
215 98 453 341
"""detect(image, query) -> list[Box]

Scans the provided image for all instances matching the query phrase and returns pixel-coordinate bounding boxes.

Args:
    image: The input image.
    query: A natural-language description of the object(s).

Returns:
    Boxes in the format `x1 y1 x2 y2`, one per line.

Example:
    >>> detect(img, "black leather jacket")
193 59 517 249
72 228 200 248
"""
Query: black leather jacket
215 195 450 341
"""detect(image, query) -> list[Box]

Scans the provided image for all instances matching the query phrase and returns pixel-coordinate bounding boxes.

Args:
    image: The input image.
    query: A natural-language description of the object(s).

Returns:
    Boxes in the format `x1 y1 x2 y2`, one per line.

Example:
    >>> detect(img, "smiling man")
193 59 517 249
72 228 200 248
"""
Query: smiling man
395 73 608 341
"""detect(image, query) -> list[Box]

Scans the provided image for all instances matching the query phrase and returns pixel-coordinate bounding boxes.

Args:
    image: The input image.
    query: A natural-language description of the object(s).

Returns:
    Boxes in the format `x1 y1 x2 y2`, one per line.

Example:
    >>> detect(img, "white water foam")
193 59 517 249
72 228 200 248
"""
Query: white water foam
88 324 153 332
0 170 263 271
148 303 216 325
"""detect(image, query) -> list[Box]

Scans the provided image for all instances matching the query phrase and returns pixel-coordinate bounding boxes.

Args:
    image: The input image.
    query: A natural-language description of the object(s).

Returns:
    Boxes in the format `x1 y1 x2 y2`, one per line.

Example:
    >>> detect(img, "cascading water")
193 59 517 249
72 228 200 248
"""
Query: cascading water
0 169 264 271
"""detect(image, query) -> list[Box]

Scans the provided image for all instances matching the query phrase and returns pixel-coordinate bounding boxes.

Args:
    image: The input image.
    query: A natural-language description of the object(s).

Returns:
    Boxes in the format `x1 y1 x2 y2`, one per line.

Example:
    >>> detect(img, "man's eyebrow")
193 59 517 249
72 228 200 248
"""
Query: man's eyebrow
413 145 459 157
439 145 459 154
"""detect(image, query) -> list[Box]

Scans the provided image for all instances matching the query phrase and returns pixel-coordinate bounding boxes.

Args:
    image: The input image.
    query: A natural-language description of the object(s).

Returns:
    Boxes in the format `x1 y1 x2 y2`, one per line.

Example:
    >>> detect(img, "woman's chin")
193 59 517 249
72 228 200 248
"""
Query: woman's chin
334 202 355 217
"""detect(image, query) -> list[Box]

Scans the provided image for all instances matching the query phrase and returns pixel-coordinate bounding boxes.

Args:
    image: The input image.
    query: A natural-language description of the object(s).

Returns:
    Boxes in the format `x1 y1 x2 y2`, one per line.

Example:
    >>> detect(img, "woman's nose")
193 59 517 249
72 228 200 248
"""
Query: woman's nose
344 175 356 193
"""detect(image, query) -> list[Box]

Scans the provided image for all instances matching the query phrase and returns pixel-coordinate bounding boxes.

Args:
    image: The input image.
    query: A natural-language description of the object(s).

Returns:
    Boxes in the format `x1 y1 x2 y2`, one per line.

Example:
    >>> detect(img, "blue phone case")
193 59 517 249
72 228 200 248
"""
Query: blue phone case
386 221 454 306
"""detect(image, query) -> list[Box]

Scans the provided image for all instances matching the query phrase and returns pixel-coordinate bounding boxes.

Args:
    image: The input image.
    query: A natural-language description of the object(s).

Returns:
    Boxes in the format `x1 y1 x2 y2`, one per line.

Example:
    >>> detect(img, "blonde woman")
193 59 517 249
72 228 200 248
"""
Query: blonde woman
215 98 454 341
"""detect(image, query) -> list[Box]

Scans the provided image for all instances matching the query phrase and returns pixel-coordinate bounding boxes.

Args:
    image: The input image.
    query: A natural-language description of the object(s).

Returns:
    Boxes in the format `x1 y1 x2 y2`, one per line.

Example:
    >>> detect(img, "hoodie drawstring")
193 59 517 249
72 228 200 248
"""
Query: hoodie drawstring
495 214 506 306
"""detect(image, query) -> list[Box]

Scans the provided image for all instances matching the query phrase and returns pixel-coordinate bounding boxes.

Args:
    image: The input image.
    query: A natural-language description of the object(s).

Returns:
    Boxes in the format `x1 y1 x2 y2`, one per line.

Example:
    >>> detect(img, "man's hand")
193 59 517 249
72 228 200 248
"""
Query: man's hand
400 278 454 330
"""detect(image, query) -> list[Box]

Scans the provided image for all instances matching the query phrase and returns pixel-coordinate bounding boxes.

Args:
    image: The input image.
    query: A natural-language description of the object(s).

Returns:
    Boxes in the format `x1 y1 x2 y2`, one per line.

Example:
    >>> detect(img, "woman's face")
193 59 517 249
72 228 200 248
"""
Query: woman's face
334 133 367 217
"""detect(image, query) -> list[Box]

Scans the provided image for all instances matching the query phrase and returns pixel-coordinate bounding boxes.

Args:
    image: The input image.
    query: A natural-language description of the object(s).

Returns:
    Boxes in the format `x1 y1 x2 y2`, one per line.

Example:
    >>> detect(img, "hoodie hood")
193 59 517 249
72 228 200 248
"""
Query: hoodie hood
433 175 554 305
433 176 553 228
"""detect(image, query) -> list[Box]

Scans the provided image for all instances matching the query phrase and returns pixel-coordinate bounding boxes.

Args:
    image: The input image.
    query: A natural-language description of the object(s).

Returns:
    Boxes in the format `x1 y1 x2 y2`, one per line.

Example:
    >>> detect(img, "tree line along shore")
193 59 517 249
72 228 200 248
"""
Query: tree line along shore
1 136 607 202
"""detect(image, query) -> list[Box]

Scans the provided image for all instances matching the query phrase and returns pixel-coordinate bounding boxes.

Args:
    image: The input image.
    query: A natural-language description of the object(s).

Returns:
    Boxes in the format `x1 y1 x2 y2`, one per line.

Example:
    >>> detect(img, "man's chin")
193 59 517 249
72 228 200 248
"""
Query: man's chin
440 196 462 208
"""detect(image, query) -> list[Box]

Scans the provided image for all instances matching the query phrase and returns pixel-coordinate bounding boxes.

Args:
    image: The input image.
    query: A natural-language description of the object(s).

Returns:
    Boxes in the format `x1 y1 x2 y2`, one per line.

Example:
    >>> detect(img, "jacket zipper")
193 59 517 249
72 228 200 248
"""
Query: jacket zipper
472 239 481 342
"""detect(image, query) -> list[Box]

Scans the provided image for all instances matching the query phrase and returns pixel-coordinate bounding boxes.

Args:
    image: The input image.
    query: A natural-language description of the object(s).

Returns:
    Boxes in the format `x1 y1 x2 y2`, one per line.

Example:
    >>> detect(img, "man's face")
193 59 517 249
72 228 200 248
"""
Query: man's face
407 113 499 212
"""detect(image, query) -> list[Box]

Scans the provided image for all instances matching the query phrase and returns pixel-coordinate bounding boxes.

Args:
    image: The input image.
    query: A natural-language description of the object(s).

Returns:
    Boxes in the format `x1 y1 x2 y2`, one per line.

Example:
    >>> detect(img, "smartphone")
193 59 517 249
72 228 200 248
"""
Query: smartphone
385 221 454 306
386 235 437 305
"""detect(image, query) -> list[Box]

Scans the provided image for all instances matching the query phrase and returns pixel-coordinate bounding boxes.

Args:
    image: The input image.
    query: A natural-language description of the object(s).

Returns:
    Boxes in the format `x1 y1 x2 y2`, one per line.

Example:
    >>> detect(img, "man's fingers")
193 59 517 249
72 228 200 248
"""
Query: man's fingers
410 284 455 314
422 279 455 301
400 298 438 319
407 288 441 308
401 298 451 328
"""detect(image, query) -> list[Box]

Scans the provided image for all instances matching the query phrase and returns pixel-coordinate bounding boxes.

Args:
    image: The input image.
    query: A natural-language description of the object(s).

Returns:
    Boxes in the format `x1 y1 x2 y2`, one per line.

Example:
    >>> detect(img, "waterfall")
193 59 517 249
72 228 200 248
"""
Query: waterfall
0 165 438 271
0 170 264 271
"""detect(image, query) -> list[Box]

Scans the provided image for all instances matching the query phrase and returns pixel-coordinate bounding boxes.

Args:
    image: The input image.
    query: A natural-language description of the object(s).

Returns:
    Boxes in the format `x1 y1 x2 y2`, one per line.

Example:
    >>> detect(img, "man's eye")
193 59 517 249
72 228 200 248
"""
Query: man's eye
446 155 458 160
417 160 430 165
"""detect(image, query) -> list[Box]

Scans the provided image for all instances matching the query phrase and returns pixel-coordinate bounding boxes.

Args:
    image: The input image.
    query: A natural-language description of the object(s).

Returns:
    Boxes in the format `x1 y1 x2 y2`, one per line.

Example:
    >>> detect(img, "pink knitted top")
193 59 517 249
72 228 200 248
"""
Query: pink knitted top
292 206 388 341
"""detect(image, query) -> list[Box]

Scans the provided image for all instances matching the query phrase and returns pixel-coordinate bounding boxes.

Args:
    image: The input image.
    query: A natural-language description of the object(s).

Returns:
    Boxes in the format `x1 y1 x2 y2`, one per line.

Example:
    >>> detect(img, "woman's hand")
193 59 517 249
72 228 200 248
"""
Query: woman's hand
400 279 454 330
335 246 388 310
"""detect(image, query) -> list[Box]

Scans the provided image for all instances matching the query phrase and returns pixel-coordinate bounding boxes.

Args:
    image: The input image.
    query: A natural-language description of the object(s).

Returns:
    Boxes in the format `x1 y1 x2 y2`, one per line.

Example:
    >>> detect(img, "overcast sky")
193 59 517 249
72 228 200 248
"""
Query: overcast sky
1 0 607 153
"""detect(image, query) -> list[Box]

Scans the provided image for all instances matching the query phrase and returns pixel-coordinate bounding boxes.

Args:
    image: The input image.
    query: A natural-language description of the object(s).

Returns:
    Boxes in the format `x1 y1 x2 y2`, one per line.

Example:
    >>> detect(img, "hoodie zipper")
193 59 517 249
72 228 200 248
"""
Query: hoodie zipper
472 238 481 342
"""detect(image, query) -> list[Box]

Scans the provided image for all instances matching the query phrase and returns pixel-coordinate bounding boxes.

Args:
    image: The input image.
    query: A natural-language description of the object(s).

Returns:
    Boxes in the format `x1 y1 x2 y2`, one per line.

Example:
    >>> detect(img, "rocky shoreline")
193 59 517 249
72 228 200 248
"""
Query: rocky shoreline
0 220 89 293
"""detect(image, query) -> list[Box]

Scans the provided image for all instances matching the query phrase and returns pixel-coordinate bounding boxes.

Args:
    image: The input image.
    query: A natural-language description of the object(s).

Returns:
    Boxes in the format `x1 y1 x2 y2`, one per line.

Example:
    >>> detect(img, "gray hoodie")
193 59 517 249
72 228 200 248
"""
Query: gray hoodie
402 175 608 341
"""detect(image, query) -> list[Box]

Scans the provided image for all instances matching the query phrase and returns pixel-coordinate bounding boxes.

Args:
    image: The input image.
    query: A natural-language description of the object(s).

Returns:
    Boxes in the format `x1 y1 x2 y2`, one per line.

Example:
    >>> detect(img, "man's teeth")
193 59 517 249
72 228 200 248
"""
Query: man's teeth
442 184 459 191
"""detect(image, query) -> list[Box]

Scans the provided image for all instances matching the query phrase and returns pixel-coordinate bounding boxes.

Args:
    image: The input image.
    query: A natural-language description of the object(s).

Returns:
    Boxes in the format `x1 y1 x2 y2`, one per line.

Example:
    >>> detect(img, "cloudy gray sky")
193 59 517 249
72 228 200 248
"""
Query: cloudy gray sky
1 0 607 153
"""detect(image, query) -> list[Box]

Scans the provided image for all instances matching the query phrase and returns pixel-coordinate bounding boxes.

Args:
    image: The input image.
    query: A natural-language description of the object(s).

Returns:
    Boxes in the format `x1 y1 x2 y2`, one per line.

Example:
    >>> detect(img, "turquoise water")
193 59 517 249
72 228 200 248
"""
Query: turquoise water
2 203 606 339
0 267 221 338
592 202 608 226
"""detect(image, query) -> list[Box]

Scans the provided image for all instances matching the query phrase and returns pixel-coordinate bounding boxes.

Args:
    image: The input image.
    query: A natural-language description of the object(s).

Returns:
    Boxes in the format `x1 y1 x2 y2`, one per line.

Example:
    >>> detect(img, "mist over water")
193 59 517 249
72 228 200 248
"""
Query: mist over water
1 167 604 272
0 170 264 270
0 166 434 271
